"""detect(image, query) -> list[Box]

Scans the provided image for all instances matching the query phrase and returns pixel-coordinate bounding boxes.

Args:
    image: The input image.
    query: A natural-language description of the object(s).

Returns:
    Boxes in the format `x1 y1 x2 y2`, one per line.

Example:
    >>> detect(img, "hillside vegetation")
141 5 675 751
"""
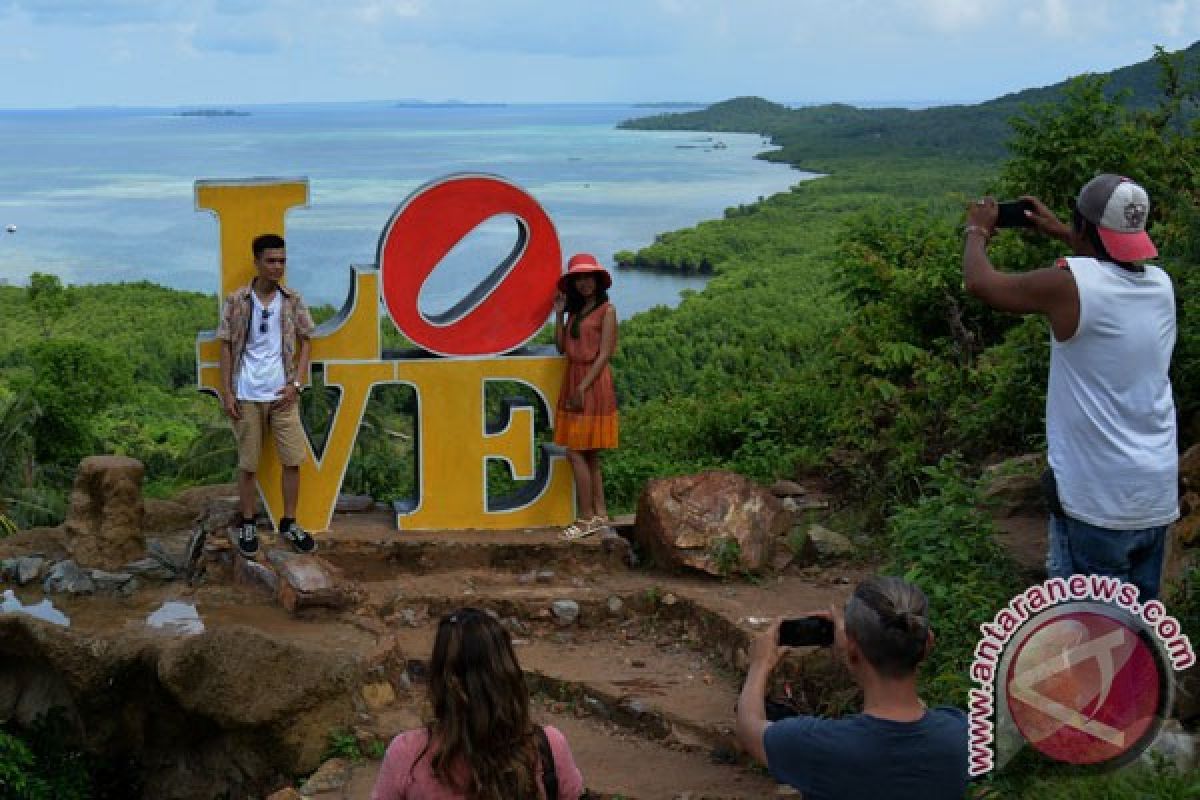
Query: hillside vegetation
0 39 1198 800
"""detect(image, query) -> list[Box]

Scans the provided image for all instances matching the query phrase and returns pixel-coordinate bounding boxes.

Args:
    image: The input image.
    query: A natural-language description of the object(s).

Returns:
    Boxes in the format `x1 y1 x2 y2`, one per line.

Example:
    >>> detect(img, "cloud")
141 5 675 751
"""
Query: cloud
1155 0 1196 38
190 27 287 55
906 0 993 33
348 1 697 58
9 0 184 26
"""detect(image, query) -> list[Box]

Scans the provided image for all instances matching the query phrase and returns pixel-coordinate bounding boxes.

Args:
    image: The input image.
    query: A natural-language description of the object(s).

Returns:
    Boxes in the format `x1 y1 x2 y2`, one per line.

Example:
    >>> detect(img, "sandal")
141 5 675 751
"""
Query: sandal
561 518 603 542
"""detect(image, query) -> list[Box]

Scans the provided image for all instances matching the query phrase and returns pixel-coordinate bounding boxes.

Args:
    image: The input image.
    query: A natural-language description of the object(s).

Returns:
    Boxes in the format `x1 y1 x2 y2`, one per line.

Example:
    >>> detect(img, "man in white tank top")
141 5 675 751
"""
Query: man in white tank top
962 175 1178 600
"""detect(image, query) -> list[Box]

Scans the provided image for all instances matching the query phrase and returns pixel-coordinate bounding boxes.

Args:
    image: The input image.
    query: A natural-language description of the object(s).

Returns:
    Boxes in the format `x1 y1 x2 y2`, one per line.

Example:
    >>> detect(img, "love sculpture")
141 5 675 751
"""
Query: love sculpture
194 175 575 532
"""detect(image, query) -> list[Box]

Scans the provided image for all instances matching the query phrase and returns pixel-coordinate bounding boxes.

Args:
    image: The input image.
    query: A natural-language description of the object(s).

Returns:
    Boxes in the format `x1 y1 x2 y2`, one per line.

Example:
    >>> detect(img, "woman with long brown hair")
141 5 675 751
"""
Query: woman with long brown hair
370 608 584 800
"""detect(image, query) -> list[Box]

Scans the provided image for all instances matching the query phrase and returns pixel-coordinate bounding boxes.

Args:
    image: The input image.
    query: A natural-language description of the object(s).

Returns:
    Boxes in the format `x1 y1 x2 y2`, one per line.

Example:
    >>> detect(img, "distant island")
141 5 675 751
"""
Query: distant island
176 109 250 117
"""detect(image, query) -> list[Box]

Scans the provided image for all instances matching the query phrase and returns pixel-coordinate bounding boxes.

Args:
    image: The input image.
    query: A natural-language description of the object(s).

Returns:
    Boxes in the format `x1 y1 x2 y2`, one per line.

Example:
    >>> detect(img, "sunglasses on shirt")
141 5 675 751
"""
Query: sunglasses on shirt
260 308 272 334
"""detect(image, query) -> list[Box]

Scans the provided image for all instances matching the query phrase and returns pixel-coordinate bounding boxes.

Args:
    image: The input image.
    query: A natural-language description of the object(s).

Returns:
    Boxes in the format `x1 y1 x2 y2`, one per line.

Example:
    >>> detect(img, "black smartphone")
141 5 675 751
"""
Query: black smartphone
996 199 1035 229
778 616 835 647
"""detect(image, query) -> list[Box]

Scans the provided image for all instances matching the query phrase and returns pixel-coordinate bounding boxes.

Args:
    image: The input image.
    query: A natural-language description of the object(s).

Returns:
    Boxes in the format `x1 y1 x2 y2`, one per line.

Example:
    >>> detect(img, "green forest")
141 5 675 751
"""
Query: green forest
1 43 1199 798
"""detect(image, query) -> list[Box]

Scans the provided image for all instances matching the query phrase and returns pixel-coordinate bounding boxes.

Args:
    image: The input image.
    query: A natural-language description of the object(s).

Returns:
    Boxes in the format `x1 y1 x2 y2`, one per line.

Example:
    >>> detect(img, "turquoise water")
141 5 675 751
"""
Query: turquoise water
0 103 809 317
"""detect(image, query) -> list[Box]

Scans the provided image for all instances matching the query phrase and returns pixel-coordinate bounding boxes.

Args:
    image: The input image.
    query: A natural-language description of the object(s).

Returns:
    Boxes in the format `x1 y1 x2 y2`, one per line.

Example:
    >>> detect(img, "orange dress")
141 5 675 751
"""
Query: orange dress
554 302 618 451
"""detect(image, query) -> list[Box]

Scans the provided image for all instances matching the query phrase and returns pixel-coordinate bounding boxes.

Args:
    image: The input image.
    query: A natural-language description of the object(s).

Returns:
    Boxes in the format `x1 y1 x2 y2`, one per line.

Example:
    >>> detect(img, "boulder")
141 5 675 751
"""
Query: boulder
89 569 136 594
551 599 581 626
143 498 196 534
196 496 242 537
300 758 354 794
234 556 280 596
805 524 854 560
0 614 372 799
769 480 808 498
1182 444 1200 491
335 493 375 514
981 468 1044 518
170 483 239 514
63 456 146 570
43 560 95 595
1177 513 1200 548
634 471 789 576
15 556 44 586
267 550 358 614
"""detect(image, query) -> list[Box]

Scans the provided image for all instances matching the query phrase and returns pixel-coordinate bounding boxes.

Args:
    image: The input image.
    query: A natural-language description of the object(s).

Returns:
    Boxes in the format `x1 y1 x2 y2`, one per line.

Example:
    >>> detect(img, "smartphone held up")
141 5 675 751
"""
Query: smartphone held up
995 199 1035 229
778 616 835 647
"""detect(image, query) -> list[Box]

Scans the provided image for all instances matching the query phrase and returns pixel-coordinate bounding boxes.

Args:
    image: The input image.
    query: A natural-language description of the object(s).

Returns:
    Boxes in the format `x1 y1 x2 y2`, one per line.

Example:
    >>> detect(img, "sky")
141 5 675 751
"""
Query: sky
0 0 1197 109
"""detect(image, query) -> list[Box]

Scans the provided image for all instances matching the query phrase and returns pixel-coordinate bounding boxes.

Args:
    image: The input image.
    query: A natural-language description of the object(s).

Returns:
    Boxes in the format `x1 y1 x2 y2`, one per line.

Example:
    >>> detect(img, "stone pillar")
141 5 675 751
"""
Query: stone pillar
64 456 146 570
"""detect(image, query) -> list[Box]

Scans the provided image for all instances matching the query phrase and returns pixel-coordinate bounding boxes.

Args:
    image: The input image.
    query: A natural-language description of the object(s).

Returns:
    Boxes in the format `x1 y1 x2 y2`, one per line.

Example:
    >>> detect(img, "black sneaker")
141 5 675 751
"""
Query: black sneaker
279 520 317 554
233 520 259 558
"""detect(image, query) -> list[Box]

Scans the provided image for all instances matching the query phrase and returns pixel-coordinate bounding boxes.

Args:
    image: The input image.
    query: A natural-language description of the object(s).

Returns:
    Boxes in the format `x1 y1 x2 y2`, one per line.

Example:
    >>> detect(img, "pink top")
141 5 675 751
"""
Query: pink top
370 726 585 800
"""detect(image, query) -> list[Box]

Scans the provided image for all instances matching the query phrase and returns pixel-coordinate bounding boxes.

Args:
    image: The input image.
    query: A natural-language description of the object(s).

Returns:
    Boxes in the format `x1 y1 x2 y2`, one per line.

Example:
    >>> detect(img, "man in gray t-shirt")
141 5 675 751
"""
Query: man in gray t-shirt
735 576 968 800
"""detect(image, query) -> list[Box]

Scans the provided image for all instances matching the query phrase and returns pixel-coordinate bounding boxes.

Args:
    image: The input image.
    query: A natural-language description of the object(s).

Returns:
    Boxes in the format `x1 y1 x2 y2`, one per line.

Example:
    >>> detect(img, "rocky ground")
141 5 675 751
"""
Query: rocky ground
3 454 1196 799
0 466 865 799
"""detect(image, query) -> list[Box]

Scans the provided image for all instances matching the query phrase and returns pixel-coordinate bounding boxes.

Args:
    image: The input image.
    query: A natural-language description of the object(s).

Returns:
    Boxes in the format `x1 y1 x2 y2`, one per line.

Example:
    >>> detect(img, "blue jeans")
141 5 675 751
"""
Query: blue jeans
1047 514 1168 600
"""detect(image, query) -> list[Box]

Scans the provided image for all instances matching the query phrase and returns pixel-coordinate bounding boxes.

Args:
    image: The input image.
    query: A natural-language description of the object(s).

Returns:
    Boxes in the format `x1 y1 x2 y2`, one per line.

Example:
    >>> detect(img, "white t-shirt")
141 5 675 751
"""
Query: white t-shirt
236 290 286 402
1047 257 1178 530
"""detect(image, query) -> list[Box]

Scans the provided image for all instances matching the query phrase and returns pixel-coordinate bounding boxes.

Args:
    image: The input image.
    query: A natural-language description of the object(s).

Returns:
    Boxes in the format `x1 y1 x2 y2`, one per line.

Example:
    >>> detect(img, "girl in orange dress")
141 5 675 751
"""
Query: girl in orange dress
553 253 619 541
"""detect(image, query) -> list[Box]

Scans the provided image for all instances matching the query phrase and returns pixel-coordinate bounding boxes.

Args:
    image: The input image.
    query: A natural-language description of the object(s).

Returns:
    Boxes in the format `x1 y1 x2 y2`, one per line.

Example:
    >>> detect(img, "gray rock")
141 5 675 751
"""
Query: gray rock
124 557 176 582
90 569 135 593
583 696 610 719
550 599 580 626
784 496 829 512
147 539 184 571
769 480 808 498
806 524 854 559
605 595 624 617
15 557 45 587
335 493 374 514
536 569 556 584
43 561 95 595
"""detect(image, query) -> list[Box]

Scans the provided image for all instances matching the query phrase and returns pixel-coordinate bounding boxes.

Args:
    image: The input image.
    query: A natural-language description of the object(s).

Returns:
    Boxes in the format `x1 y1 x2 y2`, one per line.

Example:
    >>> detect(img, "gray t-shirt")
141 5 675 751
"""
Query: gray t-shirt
763 707 968 800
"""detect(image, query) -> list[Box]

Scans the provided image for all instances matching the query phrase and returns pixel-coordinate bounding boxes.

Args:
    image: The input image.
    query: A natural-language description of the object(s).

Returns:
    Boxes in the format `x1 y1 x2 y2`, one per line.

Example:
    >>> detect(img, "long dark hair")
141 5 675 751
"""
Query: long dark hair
563 273 610 316
414 608 541 799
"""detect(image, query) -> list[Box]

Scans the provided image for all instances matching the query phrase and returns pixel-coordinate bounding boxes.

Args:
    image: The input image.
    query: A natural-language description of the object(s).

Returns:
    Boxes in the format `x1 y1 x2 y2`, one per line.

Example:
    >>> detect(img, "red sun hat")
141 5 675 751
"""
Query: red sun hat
557 252 612 293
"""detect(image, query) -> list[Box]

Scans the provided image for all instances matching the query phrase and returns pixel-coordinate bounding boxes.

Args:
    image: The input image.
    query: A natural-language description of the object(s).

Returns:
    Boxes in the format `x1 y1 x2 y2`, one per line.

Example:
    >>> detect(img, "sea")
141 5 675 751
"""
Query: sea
0 103 811 318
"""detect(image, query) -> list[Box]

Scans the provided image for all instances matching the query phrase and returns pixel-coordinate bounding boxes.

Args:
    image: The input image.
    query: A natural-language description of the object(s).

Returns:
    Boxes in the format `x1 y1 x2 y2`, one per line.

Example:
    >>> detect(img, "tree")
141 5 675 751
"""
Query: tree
25 273 73 339
20 338 133 467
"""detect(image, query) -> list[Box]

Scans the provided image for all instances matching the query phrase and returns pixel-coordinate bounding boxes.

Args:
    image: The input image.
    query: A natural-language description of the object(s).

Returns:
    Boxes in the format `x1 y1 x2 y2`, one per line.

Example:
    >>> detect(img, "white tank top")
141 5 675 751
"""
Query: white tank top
1047 256 1178 529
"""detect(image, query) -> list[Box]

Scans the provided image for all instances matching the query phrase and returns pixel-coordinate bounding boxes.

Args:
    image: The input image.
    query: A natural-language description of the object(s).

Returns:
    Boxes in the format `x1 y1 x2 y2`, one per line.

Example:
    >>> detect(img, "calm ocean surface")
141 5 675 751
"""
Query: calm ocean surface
0 103 810 317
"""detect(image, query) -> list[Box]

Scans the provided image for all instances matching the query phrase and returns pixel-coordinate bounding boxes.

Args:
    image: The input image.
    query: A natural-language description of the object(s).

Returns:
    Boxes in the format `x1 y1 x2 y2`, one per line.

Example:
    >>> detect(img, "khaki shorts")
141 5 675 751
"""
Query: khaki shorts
231 401 308 472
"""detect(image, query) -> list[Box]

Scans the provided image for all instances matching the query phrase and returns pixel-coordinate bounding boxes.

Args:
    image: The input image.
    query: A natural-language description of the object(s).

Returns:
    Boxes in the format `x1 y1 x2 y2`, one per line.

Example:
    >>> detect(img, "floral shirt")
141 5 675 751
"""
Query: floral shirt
216 283 315 387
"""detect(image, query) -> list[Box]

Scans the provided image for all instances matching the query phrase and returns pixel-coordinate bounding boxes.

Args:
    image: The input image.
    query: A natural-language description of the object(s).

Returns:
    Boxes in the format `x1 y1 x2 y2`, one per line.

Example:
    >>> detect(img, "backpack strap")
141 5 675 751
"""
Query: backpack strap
535 726 559 800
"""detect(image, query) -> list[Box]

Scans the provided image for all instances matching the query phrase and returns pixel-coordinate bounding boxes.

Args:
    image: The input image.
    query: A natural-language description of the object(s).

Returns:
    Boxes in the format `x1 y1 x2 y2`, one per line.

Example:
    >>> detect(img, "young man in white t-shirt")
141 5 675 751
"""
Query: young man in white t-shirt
217 234 317 558
963 175 1178 599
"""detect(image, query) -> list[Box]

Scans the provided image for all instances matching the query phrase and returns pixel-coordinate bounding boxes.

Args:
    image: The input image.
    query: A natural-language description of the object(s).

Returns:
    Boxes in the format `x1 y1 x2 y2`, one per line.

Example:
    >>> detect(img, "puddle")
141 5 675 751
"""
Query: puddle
145 601 205 635
0 589 70 626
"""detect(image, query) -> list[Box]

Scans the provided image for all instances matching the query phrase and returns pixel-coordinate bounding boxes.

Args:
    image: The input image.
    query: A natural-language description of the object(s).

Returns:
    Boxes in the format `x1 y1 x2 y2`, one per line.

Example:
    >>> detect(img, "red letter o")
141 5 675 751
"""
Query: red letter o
379 173 561 356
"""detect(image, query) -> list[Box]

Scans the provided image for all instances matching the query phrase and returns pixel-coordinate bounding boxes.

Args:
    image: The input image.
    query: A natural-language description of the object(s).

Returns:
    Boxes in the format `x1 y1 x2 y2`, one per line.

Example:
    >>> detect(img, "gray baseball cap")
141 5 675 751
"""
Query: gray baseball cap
1076 174 1157 262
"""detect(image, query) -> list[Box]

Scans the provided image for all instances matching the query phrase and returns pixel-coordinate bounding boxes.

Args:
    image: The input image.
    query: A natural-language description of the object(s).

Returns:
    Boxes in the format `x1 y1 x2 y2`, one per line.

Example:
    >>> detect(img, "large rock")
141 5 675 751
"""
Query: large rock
634 471 788 576
0 614 379 799
267 550 359 613
1182 444 1200 491
804 524 854 560
143 498 195 533
981 456 1044 518
63 456 146 570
